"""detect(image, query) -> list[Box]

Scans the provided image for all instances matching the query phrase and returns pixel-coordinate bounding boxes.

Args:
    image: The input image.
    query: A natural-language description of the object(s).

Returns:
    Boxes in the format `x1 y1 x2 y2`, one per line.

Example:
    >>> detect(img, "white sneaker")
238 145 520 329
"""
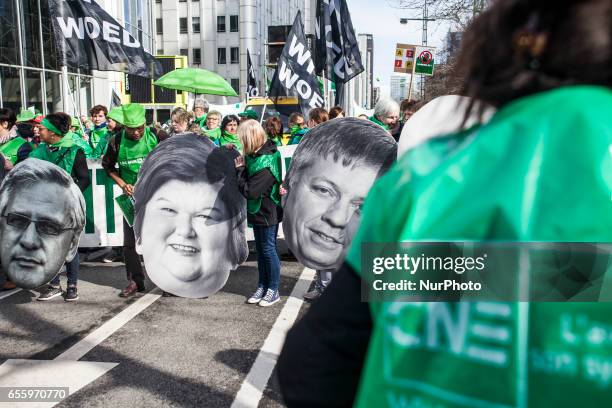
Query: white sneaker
259 289 280 307
247 287 266 304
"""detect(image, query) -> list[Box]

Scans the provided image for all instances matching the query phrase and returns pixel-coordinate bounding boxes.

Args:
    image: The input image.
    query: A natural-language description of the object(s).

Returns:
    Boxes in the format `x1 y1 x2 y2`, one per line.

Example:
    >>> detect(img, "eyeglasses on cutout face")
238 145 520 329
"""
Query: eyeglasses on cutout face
2 213 74 236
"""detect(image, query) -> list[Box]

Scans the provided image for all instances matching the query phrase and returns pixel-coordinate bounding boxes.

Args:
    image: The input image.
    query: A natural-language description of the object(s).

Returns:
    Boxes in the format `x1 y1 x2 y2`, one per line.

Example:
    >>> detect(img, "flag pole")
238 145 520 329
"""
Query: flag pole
260 93 268 125
61 65 87 137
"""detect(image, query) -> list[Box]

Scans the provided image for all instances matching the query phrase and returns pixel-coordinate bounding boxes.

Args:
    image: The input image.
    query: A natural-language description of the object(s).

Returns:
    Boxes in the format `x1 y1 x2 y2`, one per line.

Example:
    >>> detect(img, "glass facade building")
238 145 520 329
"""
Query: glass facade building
0 0 154 115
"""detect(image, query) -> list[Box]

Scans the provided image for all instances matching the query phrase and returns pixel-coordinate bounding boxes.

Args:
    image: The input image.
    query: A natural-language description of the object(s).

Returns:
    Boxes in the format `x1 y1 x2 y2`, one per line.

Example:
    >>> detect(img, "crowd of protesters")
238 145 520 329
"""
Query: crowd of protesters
0 96 414 304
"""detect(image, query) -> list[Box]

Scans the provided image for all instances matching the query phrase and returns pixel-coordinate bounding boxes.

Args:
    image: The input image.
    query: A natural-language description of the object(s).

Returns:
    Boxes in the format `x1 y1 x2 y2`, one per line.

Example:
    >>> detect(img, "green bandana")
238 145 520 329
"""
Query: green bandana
41 118 66 136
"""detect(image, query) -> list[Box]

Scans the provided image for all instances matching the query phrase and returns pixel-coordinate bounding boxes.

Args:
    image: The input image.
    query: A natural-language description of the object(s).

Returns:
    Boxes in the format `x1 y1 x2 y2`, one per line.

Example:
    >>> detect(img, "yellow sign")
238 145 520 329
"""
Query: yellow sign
394 43 417 74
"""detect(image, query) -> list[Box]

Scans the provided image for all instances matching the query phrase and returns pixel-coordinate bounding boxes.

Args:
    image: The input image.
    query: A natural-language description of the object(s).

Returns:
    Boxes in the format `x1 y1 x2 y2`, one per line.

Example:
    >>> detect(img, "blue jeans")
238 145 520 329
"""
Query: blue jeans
253 224 281 292
50 252 79 287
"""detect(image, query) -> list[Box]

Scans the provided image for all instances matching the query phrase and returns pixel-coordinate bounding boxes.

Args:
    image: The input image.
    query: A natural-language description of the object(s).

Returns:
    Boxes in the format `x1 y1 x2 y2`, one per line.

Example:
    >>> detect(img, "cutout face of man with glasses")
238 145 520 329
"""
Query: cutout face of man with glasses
0 159 85 289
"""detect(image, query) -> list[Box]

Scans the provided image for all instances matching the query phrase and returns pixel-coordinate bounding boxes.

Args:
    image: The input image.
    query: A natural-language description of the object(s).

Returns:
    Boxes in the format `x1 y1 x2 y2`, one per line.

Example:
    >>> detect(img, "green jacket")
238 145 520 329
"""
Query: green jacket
89 124 109 149
348 86 612 408
288 127 309 145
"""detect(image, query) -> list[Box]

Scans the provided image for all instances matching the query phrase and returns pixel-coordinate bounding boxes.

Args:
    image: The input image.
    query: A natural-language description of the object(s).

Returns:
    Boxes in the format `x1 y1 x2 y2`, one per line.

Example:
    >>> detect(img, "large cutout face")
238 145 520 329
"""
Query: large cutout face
0 178 81 289
133 133 248 299
137 179 233 298
283 159 379 271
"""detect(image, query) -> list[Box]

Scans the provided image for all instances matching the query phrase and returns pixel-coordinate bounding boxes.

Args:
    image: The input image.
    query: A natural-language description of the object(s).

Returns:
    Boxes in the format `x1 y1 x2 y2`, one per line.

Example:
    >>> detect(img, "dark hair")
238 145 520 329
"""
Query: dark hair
89 105 108 117
308 107 329 125
221 115 240 133
264 116 282 138
400 99 419 113
45 112 71 135
134 133 248 265
457 0 612 117
328 106 344 119
0 108 17 130
285 118 397 189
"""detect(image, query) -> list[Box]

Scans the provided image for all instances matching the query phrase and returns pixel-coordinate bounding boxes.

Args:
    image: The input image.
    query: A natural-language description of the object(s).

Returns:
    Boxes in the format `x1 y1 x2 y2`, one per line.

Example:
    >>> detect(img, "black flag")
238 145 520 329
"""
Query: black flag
247 50 259 98
110 89 122 109
315 0 364 105
268 11 324 115
48 0 161 78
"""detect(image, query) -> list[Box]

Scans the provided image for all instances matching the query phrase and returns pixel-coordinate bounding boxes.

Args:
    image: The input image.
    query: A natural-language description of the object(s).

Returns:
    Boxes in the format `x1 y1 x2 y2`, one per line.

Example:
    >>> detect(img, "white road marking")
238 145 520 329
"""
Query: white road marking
55 289 162 361
0 288 21 301
231 267 316 408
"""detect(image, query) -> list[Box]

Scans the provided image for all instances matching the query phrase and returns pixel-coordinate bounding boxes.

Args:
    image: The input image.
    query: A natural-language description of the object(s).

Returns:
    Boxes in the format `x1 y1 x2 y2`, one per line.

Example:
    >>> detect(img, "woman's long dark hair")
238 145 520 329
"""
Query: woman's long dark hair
456 0 612 118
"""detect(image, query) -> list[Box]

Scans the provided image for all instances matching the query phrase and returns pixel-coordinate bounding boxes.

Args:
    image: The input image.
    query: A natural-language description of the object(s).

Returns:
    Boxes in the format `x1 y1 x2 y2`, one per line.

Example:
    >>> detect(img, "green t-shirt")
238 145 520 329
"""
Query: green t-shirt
349 86 612 408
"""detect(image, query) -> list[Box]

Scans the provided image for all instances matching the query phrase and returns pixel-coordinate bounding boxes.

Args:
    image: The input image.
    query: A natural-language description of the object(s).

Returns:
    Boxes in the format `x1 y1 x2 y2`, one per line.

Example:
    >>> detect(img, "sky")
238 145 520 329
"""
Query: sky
347 0 450 97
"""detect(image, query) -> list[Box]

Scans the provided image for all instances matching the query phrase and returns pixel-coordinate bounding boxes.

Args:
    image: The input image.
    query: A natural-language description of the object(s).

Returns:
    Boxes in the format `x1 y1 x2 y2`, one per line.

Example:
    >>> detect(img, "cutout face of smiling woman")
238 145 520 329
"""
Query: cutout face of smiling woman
133 133 248 298
137 179 232 297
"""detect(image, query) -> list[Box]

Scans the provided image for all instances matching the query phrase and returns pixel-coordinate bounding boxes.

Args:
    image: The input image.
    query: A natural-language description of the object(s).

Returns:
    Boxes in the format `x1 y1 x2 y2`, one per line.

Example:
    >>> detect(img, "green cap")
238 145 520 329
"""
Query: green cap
121 103 146 128
71 117 80 128
107 106 125 124
16 109 37 123
238 110 258 120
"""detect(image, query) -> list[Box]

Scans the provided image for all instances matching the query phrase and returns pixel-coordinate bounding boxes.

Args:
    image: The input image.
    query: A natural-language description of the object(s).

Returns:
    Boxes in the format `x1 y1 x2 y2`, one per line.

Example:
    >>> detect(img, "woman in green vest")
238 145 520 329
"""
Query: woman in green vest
30 112 91 302
219 115 243 153
235 119 283 307
277 0 612 406
0 108 32 167
102 103 169 297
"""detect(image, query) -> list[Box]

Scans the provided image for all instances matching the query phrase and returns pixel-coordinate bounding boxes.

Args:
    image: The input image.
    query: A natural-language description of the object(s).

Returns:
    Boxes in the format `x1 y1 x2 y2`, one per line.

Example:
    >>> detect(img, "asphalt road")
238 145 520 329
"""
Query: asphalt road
0 250 310 408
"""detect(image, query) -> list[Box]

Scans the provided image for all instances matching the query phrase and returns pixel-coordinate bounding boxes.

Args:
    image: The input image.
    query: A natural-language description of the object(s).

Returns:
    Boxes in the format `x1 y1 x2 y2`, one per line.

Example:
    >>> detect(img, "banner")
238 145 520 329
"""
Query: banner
48 0 161 78
268 11 324 115
247 50 259 97
315 0 364 105
79 147 297 247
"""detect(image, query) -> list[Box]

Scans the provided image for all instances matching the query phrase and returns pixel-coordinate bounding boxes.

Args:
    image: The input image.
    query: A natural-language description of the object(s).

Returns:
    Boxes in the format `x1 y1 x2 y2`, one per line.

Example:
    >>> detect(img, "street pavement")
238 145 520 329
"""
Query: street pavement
0 250 311 407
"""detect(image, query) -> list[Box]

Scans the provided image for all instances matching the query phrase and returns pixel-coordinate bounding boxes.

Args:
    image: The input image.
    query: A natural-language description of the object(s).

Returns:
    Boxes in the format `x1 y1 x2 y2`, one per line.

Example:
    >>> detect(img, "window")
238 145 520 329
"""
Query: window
156 18 163 35
230 47 239 64
192 17 200 33
217 16 226 32
180 48 188 57
231 78 239 94
217 48 226 64
193 48 201 65
230 15 239 32
180 18 188 34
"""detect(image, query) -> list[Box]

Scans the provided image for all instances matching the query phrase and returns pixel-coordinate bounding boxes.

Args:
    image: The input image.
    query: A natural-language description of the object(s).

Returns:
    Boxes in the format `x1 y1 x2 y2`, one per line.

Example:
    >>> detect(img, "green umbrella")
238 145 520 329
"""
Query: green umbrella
153 68 238 97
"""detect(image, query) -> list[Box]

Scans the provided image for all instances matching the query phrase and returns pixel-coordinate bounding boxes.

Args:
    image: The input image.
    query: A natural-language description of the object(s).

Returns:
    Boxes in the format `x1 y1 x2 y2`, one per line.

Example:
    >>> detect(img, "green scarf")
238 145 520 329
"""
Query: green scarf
204 127 221 142
194 114 207 128
219 131 243 153
368 115 389 131
349 86 612 408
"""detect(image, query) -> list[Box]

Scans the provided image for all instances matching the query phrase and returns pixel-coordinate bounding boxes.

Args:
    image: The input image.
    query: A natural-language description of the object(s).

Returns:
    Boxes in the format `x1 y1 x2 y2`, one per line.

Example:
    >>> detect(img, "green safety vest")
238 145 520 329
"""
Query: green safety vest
219 131 243 153
29 136 80 175
89 125 109 149
117 127 158 185
347 86 612 408
68 131 94 158
91 132 111 159
0 137 30 165
246 150 282 215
